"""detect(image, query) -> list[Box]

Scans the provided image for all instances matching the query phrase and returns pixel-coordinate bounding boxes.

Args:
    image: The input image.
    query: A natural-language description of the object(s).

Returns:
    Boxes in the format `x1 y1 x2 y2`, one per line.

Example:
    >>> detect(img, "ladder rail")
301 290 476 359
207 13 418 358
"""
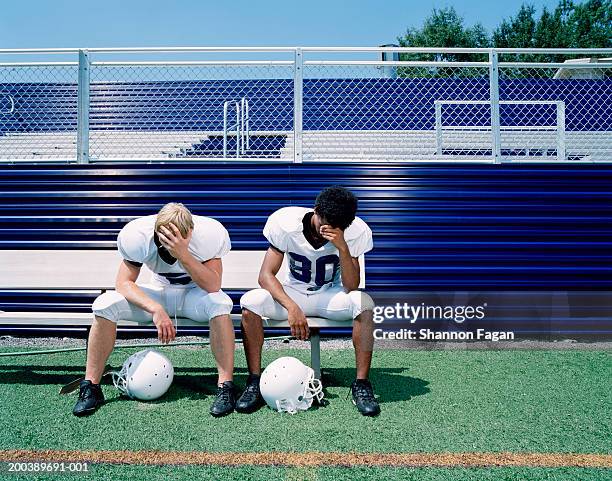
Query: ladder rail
223 97 249 158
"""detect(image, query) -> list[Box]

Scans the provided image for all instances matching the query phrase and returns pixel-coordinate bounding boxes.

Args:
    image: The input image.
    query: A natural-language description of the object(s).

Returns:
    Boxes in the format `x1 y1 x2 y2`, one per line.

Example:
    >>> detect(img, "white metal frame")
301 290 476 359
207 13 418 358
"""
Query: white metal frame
76 50 90 164
0 46 610 164
0 93 15 115
223 97 250 158
435 100 566 161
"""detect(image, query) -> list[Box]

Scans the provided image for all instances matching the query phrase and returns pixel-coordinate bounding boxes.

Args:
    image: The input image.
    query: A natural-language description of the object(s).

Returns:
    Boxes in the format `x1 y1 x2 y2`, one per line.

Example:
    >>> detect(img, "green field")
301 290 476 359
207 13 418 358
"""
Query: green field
2 465 612 481
0 346 610 480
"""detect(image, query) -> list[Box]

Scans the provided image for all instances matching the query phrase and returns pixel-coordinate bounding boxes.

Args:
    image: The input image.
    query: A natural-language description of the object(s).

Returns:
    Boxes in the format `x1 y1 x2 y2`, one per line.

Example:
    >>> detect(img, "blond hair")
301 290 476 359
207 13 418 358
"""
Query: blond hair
155 203 194 238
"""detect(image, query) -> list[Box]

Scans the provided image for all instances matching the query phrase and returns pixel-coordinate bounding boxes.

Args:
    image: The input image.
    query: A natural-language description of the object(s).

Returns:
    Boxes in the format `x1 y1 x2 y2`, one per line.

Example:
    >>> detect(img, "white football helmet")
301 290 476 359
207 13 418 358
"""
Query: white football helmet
260 356 324 414
112 349 174 401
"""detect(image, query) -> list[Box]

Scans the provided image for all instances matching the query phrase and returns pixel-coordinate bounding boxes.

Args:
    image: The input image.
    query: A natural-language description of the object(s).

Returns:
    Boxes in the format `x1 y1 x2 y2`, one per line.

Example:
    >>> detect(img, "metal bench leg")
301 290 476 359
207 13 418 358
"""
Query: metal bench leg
310 328 321 379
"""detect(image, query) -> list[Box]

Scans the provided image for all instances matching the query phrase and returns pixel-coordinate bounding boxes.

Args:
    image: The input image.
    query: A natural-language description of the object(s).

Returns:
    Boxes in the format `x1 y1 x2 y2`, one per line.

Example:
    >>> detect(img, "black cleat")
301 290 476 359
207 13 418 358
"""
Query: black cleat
72 380 104 417
351 379 380 417
210 381 236 417
236 374 265 414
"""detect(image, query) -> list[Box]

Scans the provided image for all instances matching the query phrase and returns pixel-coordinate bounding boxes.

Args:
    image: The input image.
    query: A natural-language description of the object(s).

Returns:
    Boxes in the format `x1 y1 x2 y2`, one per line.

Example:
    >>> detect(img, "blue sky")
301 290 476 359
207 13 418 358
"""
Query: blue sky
0 0 560 49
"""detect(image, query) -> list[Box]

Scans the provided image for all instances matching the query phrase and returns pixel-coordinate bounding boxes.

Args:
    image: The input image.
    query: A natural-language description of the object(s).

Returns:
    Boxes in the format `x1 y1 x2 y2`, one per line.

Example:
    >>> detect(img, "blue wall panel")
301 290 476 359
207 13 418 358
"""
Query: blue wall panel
1 162 611 336
0 162 611 292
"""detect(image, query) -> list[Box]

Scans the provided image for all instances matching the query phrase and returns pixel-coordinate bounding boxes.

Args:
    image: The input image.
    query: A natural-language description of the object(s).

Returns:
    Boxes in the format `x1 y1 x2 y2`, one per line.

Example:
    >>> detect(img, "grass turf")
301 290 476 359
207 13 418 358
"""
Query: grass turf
0 347 609 455
1 465 612 481
0 346 611 480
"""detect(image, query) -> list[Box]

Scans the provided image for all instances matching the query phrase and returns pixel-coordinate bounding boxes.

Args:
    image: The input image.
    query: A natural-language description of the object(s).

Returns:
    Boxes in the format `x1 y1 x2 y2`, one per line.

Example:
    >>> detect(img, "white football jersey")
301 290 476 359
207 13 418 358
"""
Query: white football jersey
117 215 231 287
263 206 373 293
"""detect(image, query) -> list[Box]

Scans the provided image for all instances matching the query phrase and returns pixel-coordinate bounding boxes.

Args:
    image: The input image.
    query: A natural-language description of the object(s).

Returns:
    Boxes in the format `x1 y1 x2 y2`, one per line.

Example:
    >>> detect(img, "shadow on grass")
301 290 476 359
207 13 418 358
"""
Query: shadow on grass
0 366 255 408
104 370 257 406
0 364 429 406
0 364 238 374
102 374 215 406
155 369 258 402
0 366 428 417
322 367 430 404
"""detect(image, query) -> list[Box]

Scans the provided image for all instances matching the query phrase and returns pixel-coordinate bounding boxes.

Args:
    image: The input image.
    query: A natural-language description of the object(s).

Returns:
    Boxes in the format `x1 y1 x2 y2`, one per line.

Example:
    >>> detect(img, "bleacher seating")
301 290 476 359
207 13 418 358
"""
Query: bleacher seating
183 135 286 158
2 78 609 132
0 131 212 160
283 130 612 161
0 78 610 161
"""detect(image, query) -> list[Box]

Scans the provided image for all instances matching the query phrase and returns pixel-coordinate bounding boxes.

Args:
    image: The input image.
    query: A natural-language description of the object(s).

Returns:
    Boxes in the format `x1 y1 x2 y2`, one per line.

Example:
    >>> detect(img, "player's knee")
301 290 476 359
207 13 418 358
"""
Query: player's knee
204 291 233 319
240 288 269 317
348 290 375 319
92 291 125 323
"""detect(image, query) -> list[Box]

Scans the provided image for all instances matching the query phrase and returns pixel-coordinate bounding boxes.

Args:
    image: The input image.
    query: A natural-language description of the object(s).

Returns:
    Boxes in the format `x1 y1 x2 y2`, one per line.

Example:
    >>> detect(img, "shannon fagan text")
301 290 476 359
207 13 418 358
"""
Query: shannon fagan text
374 329 515 341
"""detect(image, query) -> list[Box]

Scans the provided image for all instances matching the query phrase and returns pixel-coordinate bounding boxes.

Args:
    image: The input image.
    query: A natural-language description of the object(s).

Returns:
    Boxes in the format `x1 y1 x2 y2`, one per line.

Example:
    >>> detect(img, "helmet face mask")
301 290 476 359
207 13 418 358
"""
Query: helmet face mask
112 349 174 401
260 356 324 414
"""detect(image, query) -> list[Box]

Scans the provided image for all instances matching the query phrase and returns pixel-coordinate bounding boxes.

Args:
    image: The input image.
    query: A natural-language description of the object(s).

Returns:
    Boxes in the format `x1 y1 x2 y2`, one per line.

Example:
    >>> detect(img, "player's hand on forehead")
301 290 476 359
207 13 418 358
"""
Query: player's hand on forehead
157 223 175 240
158 223 191 245
315 213 333 233
320 224 342 234
158 222 187 237
157 223 192 260
321 224 342 231
320 224 346 250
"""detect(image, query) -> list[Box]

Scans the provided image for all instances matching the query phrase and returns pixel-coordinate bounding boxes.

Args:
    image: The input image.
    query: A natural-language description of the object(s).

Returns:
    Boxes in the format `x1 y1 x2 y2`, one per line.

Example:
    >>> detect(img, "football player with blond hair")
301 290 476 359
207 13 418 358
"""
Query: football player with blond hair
73 203 238 417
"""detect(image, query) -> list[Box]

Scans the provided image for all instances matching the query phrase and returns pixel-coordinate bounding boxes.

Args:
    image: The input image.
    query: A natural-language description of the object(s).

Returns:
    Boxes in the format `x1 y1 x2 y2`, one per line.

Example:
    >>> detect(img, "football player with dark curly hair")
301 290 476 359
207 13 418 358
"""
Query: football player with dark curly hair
238 186 380 416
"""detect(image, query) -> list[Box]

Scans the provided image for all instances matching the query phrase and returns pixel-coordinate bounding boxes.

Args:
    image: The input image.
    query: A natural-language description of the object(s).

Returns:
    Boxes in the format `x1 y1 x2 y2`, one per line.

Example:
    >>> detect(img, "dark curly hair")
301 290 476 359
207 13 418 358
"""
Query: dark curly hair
314 185 358 230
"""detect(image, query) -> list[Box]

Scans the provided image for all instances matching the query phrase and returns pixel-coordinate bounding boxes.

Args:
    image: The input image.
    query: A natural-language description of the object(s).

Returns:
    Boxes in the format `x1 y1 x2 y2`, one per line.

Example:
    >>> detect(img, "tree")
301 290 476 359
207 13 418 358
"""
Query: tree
493 4 538 49
493 0 611 53
395 2 611 77
568 0 612 48
534 7 567 49
396 7 490 77
492 1 611 64
397 7 491 61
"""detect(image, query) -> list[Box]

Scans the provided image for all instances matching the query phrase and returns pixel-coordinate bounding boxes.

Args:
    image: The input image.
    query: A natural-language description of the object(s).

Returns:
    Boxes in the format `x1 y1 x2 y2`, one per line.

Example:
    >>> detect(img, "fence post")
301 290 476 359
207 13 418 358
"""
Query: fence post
489 49 501 163
293 47 303 164
76 49 90 164
434 101 442 156
235 102 240 158
557 101 566 161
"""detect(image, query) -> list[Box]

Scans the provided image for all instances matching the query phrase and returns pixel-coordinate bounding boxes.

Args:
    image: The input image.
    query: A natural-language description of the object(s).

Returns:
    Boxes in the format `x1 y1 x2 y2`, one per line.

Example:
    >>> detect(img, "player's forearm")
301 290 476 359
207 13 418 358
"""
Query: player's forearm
179 254 222 292
116 281 162 314
338 247 360 291
259 272 299 312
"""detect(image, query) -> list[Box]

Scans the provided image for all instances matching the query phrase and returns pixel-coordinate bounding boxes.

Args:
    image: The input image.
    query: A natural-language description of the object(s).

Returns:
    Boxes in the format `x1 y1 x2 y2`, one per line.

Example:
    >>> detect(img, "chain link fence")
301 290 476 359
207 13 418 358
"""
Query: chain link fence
497 55 611 162
89 62 294 160
302 62 492 161
0 47 610 163
0 63 79 161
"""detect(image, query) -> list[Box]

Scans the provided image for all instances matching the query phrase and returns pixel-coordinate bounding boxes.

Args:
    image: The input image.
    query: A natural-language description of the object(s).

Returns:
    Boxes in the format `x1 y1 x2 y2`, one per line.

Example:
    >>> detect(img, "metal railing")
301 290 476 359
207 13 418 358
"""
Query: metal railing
435 100 566 161
223 97 250 158
0 46 610 163
0 93 15 115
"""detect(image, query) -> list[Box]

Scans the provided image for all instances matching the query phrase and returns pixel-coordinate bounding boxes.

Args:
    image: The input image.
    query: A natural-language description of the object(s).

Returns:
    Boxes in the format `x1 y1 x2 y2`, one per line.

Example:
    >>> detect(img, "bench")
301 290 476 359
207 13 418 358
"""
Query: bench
0 250 366 377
